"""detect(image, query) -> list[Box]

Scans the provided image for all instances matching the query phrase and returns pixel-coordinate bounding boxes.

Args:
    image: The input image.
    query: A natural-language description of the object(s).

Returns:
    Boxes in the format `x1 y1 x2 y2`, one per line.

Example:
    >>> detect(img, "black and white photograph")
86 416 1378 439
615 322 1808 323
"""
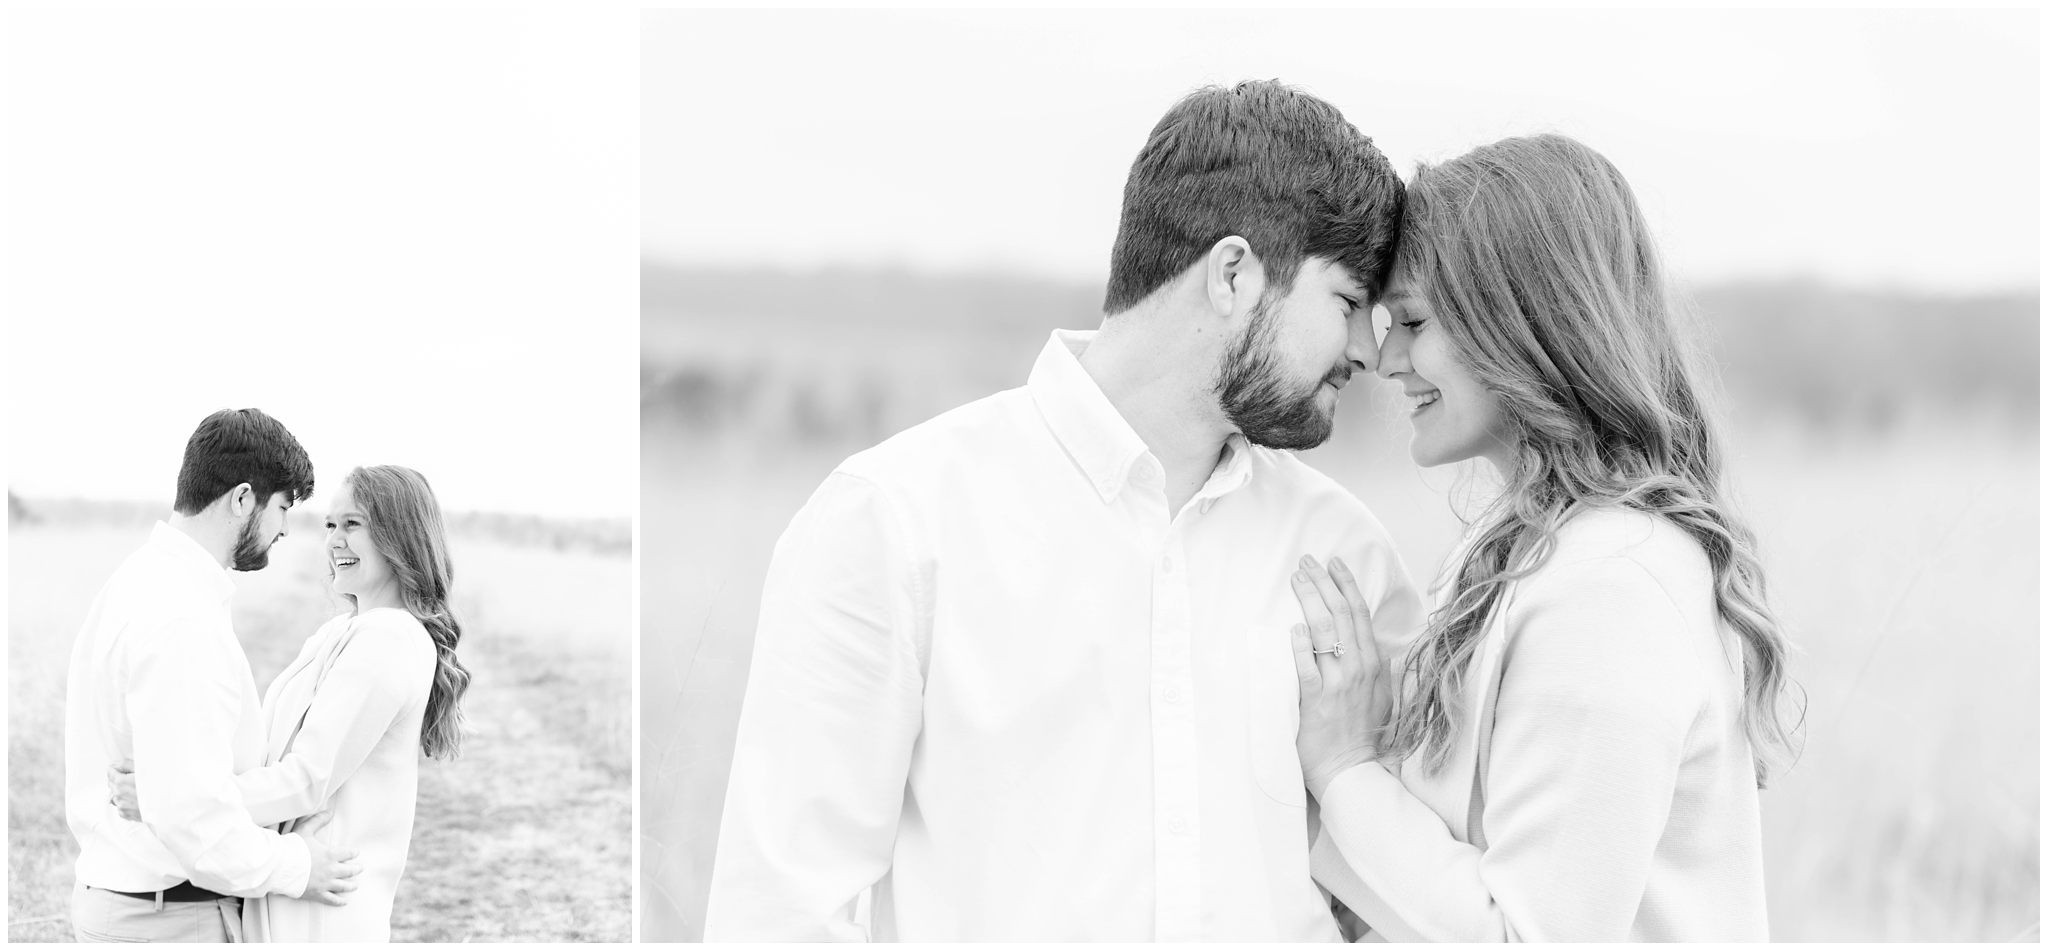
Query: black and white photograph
5 8 635 943
642 7 2039 943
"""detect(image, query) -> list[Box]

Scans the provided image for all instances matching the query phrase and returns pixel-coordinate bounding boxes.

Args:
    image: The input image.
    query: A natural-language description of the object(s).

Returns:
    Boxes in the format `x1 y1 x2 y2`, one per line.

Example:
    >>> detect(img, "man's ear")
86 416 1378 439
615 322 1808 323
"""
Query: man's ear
226 483 256 517
1204 236 1265 319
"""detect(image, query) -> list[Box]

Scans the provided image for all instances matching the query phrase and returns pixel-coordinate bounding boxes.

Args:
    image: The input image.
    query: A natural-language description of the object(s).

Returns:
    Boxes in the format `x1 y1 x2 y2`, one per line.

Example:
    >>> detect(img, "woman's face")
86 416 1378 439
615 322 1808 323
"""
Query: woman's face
325 482 399 608
1375 272 1513 470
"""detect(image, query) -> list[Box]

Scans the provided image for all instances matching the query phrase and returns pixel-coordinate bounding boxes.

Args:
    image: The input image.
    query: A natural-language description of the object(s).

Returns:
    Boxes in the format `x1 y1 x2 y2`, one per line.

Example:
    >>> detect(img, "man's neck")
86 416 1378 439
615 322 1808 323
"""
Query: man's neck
165 512 233 569
1077 302 1236 514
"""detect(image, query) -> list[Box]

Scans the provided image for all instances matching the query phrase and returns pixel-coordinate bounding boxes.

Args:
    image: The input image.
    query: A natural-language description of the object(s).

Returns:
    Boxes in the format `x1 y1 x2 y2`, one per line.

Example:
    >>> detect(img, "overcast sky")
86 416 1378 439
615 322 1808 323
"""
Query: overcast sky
1 8 2036 511
646 8 2039 294
5 8 637 517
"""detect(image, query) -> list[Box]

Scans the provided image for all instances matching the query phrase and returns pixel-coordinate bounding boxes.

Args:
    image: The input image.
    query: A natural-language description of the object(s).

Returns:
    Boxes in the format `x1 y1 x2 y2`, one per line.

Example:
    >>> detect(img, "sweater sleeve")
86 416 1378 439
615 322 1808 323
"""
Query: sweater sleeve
1313 554 1706 941
235 613 435 828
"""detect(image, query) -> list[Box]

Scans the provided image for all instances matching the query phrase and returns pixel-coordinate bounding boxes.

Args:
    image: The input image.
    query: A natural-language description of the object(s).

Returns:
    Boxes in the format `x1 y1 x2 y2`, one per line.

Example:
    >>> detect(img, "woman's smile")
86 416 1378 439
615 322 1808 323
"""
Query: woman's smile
1405 387 1441 417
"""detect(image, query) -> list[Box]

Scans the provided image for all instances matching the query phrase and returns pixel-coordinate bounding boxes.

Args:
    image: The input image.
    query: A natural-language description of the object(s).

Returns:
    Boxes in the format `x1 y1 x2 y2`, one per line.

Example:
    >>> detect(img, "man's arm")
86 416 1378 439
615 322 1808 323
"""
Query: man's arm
702 470 927 941
127 615 311 898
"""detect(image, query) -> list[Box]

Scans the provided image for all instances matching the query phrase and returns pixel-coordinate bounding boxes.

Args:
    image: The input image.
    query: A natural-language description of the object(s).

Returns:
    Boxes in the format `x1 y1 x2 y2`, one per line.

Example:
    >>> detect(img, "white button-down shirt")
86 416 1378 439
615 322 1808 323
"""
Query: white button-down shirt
64 522 311 898
706 330 1423 941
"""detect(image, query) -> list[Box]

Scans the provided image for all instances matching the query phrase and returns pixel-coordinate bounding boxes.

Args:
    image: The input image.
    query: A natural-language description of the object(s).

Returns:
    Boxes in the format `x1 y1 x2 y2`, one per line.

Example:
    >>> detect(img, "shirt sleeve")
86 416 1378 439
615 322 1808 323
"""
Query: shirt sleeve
702 470 927 942
1311 555 1705 942
127 613 312 899
234 615 434 829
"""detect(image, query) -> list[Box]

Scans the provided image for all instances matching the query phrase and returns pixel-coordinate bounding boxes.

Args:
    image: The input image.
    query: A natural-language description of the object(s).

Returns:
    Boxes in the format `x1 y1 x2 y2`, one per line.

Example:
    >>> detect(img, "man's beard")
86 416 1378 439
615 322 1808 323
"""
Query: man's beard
229 510 274 571
1213 297 1341 451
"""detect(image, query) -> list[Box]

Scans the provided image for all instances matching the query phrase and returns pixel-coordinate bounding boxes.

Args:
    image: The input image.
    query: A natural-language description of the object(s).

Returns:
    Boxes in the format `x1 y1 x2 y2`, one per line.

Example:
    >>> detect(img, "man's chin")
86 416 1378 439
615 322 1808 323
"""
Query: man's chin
230 543 275 572
1241 413 1334 451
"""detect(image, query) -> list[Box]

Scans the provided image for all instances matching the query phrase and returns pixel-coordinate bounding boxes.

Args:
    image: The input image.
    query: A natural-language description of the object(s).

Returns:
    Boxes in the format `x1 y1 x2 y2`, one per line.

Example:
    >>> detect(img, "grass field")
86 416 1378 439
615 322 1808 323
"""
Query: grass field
640 407 2039 941
7 508 632 943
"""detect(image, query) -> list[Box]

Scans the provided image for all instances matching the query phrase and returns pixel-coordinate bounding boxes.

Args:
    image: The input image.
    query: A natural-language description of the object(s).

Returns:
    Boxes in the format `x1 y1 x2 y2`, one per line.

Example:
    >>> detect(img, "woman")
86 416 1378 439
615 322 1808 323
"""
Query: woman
1288 135 1796 941
113 465 471 941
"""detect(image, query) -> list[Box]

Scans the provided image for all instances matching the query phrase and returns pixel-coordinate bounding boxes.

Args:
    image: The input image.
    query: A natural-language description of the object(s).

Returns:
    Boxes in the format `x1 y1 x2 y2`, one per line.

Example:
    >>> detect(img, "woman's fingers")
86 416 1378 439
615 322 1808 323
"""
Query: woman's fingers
1296 556 1353 659
1327 557 1380 674
1289 566 1344 676
1289 623 1320 693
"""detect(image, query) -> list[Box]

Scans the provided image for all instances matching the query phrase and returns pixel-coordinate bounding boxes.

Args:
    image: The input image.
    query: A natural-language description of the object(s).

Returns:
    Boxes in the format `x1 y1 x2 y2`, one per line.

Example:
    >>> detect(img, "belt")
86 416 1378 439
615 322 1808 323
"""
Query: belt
93 882 234 903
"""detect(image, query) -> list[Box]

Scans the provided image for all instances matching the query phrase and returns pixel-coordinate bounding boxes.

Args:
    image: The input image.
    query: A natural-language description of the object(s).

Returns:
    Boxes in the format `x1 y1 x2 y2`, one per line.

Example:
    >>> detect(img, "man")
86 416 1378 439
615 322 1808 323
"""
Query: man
705 80 1423 940
65 408 361 942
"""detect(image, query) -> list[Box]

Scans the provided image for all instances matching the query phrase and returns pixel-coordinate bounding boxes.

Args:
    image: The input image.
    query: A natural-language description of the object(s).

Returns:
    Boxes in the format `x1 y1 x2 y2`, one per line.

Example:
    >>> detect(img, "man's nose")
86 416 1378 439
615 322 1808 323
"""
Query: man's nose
1377 328 1411 379
1346 319 1381 376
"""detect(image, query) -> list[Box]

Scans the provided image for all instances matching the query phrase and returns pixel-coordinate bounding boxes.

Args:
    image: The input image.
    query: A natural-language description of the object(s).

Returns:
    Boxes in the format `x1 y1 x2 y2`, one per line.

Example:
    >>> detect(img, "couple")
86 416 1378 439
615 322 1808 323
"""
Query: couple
706 80 1794 941
63 408 472 942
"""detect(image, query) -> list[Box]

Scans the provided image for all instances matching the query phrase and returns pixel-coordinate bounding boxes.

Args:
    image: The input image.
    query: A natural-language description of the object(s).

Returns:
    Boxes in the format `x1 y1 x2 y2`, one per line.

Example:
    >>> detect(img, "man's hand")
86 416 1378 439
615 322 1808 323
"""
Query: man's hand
293 810 362 906
107 764 140 821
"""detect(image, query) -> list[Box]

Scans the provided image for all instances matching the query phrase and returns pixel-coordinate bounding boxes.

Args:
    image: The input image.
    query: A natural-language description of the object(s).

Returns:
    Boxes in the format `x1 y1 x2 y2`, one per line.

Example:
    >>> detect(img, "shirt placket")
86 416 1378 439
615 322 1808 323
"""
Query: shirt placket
1149 512 1201 940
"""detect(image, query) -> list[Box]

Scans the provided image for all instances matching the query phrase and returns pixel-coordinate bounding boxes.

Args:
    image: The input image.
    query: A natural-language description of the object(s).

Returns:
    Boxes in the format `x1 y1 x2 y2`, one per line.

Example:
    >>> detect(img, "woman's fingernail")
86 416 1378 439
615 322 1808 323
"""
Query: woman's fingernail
1292 570 1308 583
1299 554 1316 569
1331 557 1350 575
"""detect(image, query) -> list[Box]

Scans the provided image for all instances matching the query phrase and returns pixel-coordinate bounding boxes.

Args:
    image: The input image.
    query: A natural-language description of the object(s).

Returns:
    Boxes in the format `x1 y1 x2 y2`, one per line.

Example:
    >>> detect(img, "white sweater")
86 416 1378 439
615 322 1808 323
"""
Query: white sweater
1310 507 1769 941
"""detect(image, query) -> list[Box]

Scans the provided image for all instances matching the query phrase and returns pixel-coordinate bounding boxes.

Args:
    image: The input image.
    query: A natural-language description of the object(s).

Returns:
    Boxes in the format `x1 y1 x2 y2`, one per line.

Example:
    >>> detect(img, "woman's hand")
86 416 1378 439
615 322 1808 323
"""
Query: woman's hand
1290 554 1389 800
106 763 140 821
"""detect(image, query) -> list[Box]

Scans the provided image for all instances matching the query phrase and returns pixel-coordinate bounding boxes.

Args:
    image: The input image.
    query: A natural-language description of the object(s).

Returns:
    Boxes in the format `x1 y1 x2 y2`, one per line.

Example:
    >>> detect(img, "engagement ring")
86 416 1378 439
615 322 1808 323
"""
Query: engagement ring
1313 642 1346 658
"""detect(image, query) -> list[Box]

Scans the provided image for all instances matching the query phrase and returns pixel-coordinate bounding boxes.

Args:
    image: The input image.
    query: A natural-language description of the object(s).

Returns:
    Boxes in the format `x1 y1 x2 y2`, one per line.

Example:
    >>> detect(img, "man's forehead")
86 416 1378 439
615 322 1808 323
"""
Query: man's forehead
1304 256 1367 292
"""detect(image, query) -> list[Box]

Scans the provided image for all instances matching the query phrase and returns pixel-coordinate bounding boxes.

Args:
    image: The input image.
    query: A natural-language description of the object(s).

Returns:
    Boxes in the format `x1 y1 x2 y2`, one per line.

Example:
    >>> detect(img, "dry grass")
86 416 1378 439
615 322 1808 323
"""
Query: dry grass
8 516 631 943
640 411 2039 941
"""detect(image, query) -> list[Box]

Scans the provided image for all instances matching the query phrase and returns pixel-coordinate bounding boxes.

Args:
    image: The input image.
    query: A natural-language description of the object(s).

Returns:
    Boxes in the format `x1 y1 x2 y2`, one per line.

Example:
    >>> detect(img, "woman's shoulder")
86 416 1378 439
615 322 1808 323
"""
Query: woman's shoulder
1540 505 1710 594
1503 508 1720 717
346 607 435 654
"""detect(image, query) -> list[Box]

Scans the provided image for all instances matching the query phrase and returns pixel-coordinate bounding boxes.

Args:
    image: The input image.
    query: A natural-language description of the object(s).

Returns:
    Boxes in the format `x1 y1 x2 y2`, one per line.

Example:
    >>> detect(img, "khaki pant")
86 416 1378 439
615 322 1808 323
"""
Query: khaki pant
72 883 243 943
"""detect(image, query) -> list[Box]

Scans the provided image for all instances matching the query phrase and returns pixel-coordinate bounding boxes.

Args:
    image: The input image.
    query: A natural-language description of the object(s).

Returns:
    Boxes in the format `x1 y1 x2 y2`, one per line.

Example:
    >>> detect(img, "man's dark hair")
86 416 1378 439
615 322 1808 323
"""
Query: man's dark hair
1103 80 1404 314
173 408 316 515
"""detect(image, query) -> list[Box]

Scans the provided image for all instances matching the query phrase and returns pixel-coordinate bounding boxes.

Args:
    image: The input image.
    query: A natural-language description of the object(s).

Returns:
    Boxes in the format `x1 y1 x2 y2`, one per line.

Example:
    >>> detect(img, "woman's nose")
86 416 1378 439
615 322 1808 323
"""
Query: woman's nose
1377 329 1412 379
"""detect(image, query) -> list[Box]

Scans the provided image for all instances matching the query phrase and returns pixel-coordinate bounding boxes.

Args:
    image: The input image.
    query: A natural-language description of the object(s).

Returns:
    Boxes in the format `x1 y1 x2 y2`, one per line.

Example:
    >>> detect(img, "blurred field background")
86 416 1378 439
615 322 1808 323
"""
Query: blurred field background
8 503 632 943
640 263 2038 941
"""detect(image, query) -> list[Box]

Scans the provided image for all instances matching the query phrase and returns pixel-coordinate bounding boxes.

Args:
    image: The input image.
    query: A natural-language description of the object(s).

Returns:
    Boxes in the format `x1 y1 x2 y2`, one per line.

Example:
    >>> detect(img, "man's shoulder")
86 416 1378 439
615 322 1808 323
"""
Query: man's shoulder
94 538 205 616
88 537 225 650
834 385 1034 486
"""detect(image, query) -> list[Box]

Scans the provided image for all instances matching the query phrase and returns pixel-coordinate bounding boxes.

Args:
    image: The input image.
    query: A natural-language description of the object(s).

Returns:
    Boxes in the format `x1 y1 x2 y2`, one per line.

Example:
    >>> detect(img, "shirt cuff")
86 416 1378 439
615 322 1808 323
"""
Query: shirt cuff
266 831 313 899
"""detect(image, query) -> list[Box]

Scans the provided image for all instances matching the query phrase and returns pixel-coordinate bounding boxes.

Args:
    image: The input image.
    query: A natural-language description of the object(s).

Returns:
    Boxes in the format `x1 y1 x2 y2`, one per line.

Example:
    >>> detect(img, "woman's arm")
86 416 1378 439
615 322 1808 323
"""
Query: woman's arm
1300 554 1707 941
234 613 435 828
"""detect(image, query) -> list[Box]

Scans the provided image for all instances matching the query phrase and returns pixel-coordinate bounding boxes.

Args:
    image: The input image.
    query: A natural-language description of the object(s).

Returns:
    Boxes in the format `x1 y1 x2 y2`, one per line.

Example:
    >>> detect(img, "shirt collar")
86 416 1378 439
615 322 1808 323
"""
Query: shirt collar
1026 329 1259 506
150 520 236 605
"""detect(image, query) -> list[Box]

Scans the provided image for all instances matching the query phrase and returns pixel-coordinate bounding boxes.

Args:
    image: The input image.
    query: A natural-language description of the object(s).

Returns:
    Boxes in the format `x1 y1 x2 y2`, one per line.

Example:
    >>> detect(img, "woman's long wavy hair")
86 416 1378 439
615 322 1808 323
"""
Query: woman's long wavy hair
1384 135 1798 785
344 465 471 760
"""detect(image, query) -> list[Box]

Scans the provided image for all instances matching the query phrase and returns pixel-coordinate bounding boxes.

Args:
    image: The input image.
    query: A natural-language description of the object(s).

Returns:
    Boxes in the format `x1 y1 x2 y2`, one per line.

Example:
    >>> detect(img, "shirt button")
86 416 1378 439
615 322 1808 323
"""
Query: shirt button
1167 817 1189 835
1160 555 1175 573
1163 687 1182 704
